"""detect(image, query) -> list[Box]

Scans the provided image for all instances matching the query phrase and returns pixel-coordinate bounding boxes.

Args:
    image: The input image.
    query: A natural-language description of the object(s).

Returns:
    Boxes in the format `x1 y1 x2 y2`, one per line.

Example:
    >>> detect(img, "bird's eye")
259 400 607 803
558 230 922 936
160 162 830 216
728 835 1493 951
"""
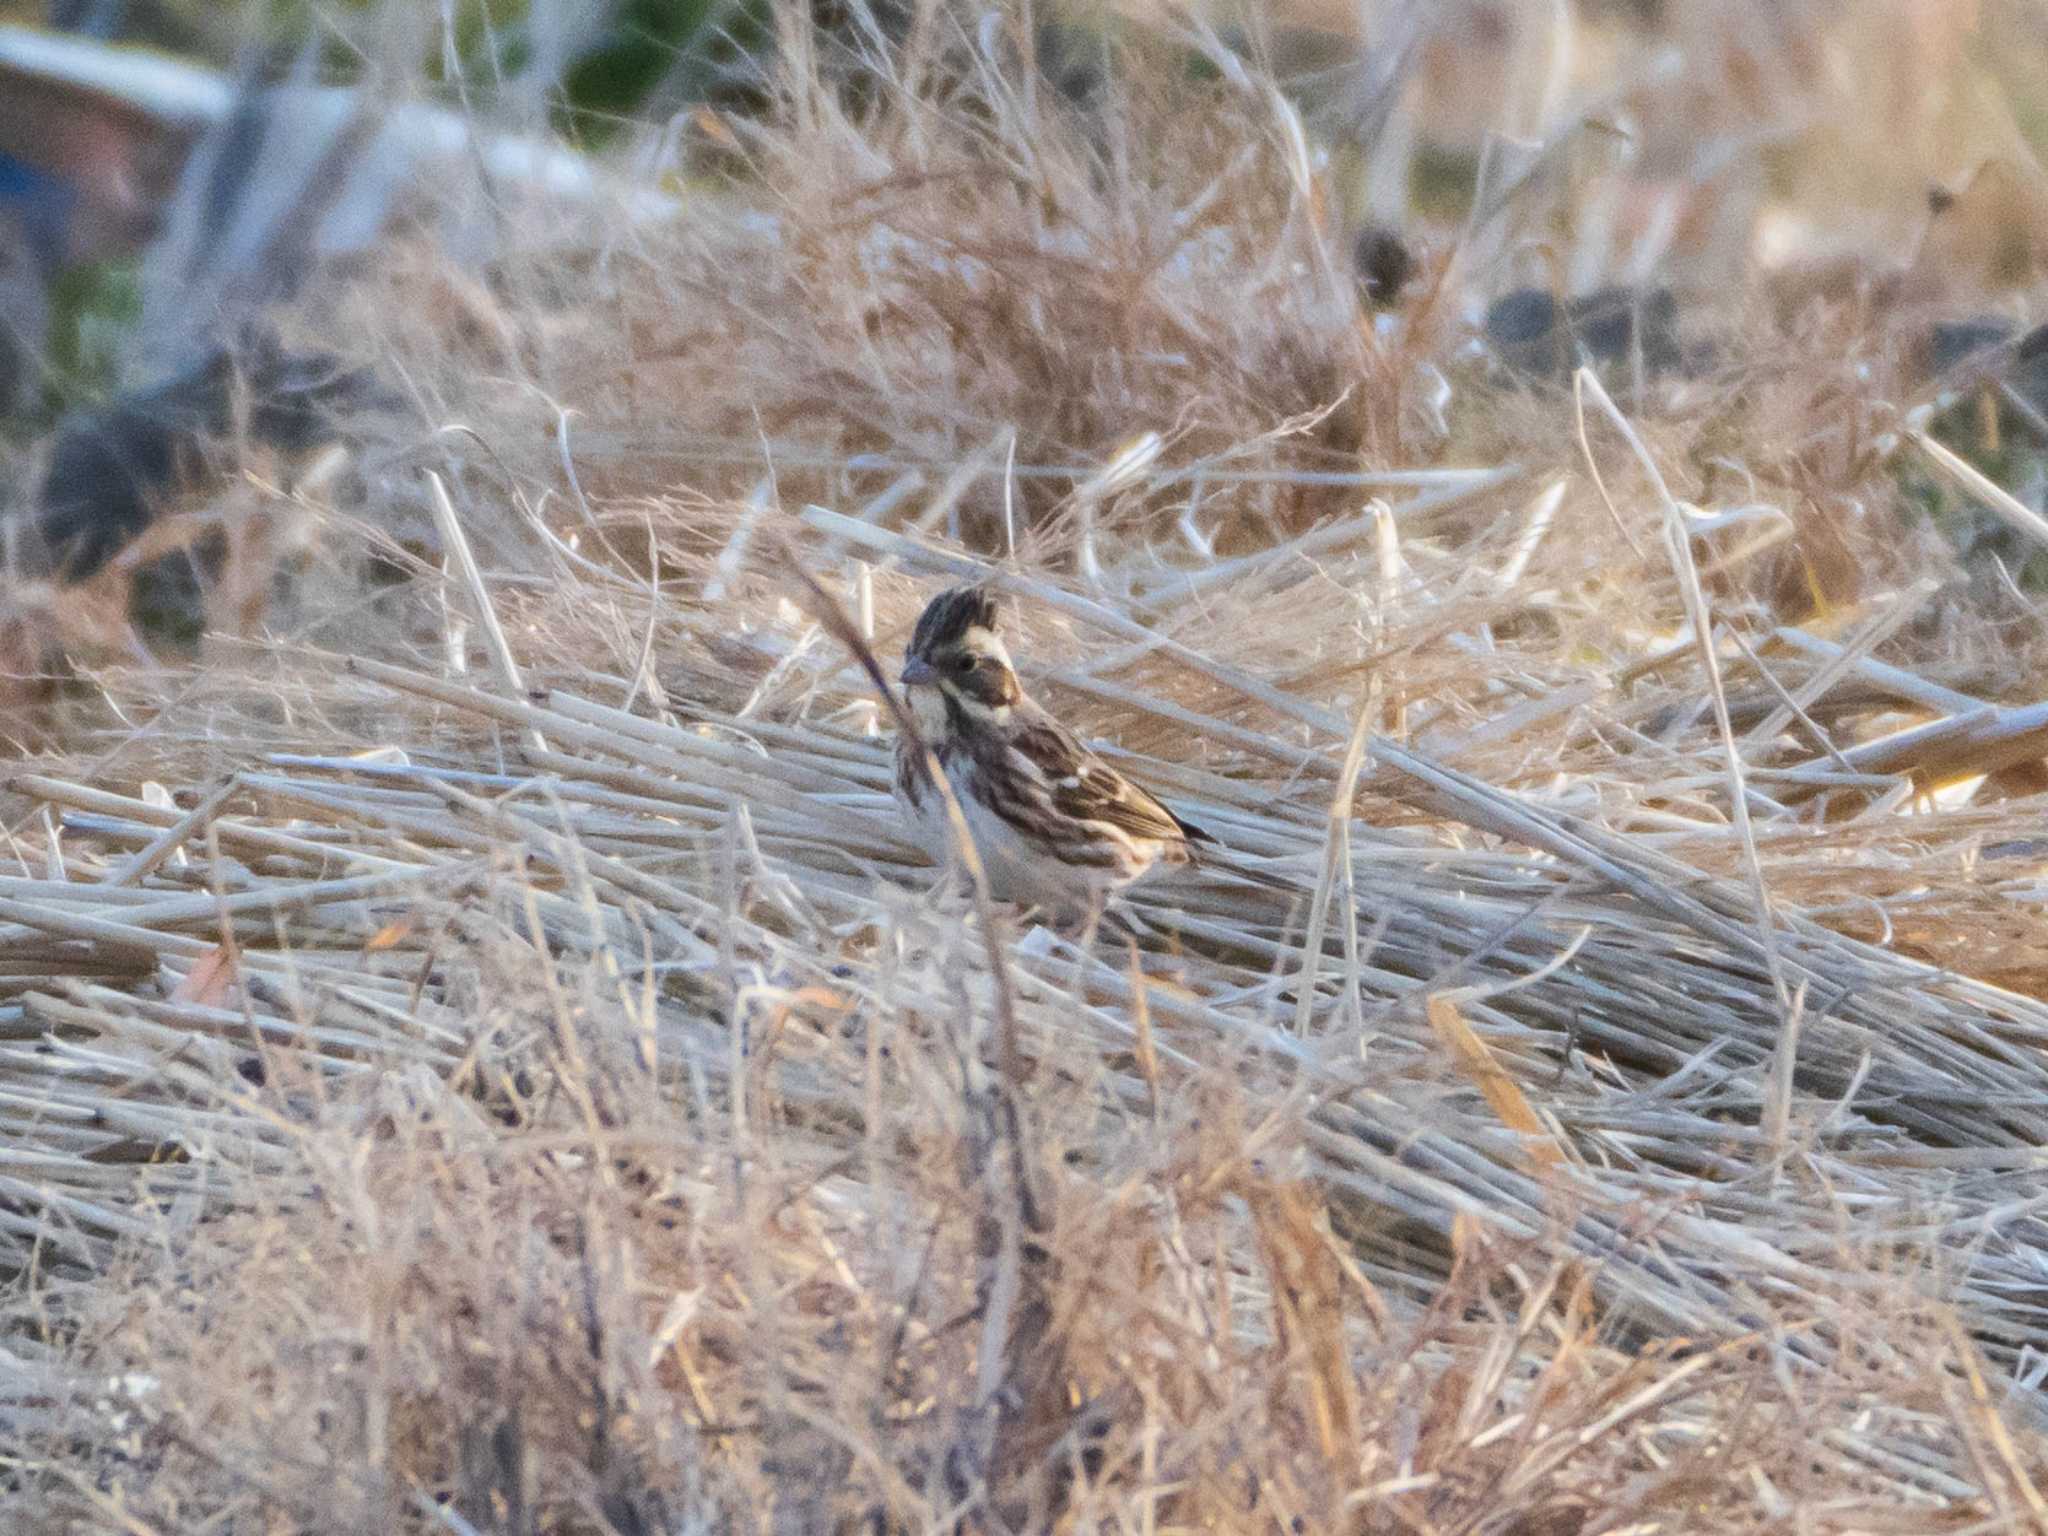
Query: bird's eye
954 654 978 673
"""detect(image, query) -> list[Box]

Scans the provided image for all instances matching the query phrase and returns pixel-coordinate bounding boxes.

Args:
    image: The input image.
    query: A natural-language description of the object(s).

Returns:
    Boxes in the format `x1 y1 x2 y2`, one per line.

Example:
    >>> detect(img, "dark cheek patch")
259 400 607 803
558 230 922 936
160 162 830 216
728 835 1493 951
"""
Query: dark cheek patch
969 668 1019 708
936 650 1016 709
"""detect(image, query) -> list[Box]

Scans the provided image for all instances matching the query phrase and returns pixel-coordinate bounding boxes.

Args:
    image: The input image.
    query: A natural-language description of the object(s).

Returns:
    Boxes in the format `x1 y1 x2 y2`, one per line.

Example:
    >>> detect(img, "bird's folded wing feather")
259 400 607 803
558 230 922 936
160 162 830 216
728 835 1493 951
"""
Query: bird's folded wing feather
1013 718 1210 845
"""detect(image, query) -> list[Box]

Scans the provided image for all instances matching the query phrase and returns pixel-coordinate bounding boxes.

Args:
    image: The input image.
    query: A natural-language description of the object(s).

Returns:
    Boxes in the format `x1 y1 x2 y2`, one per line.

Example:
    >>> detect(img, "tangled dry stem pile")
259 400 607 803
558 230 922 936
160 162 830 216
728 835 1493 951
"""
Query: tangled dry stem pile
5 5 2048 1531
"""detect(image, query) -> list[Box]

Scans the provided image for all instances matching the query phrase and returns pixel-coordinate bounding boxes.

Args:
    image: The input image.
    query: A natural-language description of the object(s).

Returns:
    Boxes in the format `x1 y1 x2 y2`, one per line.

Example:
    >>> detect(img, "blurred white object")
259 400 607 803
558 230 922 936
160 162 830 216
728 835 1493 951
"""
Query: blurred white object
0 22 676 379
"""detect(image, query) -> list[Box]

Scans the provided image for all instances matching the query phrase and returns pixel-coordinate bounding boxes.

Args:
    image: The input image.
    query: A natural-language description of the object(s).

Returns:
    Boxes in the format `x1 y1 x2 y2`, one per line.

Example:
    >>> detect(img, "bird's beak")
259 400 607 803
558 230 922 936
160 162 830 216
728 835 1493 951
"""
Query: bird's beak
899 657 937 688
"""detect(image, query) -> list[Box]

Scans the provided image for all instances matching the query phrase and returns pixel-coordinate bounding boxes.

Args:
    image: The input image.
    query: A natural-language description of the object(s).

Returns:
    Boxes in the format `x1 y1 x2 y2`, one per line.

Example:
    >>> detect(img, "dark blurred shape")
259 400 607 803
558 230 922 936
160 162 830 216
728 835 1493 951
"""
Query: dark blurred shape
30 333 389 582
1484 288 1565 371
1484 285 1684 381
126 538 211 645
46 0 119 33
1575 0 1666 28
2006 319 2048 427
646 0 921 124
1034 18 1110 112
1353 224 1417 308
48 0 205 51
3 37 401 601
1913 317 2048 438
0 144 75 274
1925 317 2014 377
0 21 668 621
0 208 52 416
2017 319 2048 370
1559 288 1680 374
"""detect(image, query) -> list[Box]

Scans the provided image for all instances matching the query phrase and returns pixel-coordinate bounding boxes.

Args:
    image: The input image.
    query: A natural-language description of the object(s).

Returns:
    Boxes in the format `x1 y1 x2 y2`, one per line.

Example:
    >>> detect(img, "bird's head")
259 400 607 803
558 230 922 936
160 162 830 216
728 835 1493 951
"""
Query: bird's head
899 584 1021 733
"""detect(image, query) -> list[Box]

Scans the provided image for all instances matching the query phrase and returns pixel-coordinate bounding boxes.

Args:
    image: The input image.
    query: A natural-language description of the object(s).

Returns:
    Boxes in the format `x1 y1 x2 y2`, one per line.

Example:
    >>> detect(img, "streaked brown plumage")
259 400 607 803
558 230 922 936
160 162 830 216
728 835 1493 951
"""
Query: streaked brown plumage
893 584 1209 914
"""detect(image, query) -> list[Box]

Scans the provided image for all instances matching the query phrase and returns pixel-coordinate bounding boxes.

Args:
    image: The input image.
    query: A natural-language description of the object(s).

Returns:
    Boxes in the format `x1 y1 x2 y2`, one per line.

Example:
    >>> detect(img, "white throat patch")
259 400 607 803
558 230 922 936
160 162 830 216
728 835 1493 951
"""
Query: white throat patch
906 682 951 738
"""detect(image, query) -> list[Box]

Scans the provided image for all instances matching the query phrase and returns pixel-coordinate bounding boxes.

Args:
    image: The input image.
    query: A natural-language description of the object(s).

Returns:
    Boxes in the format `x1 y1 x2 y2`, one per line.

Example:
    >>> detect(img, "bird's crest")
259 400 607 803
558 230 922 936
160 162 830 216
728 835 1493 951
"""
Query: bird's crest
908 584 1001 659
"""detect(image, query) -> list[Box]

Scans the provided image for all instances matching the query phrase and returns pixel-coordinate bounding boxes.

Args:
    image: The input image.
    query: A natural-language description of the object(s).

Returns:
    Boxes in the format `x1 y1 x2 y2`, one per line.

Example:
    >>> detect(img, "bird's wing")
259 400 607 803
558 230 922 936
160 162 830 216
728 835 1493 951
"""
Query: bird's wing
1011 715 1211 847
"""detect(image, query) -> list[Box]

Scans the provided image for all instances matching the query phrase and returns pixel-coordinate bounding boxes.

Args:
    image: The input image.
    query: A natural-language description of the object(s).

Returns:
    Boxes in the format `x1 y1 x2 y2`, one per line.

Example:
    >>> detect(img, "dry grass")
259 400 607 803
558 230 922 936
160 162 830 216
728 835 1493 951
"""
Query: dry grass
5 3 2048 1531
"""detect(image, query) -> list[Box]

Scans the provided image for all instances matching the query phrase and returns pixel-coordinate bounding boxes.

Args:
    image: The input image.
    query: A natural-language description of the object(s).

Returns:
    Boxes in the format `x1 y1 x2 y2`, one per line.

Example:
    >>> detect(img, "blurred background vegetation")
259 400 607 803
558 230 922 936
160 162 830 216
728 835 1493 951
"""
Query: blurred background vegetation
13 0 2048 590
0 0 750 135
0 0 751 424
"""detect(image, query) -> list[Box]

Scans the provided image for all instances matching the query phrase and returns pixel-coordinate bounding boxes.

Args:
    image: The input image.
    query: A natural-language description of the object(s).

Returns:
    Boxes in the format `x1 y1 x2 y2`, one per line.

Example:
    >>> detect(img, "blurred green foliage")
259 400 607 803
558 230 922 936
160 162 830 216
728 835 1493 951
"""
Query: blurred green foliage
566 0 749 136
332 0 744 131
14 1 745 128
46 260 138 399
4 258 138 435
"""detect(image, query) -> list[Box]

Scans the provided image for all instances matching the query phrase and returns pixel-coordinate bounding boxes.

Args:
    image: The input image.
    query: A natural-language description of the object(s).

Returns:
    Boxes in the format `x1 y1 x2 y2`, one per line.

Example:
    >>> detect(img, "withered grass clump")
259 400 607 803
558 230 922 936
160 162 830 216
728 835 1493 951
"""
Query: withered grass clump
329 11 1423 562
11 1000 2026 1533
7 3 2048 1532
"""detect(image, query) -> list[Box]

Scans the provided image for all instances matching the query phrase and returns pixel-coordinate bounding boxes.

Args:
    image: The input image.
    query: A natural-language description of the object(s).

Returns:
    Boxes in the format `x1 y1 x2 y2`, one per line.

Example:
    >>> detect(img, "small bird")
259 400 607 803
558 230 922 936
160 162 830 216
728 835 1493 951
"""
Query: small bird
893 584 1212 917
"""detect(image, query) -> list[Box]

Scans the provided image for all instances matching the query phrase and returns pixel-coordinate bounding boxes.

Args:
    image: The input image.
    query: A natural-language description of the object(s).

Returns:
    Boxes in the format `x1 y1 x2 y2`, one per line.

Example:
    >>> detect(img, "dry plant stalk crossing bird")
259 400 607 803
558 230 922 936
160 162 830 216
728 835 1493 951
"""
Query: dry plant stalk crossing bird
893 584 1212 919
